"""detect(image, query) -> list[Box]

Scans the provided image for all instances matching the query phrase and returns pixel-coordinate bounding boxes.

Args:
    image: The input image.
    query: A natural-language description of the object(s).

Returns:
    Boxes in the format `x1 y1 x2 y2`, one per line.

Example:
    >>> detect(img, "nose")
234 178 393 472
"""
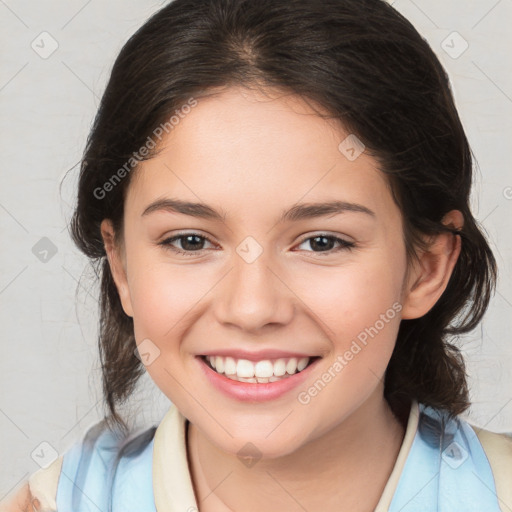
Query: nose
213 249 295 333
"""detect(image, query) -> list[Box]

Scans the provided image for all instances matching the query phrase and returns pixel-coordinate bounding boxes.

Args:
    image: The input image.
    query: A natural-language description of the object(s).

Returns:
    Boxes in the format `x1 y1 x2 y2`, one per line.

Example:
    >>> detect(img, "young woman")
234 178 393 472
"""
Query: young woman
2 0 511 511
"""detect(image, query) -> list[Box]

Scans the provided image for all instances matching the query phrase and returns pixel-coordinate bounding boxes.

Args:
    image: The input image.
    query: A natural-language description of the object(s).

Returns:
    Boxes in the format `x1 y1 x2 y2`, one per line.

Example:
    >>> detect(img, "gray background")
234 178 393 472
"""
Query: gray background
1 0 511 498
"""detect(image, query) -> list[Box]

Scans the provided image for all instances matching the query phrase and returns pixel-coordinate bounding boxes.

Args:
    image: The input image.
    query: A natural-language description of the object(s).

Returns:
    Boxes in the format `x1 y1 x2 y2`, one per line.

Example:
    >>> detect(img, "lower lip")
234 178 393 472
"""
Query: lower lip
196 356 320 402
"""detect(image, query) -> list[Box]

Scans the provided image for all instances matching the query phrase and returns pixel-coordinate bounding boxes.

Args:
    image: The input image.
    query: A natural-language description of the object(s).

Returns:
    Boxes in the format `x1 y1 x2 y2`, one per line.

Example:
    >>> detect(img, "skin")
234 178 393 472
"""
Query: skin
90 85 463 512
0 86 463 512
0 485 32 512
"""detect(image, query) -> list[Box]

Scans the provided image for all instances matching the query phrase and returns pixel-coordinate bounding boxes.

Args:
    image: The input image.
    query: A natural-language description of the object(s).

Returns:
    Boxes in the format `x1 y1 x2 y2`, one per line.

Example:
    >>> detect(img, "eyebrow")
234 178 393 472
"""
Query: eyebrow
141 197 375 222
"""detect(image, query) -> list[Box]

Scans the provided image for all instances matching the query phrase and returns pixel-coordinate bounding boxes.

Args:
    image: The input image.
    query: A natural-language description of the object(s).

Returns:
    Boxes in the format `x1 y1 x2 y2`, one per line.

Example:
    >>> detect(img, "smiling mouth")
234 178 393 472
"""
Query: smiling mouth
200 355 320 383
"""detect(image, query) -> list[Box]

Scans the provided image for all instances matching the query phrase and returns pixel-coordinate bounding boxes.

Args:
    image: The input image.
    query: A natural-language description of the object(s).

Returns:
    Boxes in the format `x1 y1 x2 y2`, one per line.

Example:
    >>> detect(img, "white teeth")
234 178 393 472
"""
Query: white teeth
286 358 298 374
215 356 224 374
297 357 309 372
204 355 312 381
273 359 287 376
236 359 255 378
254 360 274 378
224 356 236 375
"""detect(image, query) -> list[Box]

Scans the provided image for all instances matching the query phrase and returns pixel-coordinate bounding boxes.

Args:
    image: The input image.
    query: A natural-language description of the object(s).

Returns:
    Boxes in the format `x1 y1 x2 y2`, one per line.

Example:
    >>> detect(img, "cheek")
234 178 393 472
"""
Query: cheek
295 262 404 422
126 256 211 343
299 255 405 405
303 258 404 339
126 260 211 399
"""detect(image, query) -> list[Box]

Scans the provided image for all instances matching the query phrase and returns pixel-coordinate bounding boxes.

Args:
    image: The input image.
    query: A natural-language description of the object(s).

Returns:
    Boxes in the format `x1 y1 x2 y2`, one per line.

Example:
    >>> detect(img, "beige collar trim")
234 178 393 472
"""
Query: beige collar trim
374 400 420 511
153 404 198 512
153 400 420 512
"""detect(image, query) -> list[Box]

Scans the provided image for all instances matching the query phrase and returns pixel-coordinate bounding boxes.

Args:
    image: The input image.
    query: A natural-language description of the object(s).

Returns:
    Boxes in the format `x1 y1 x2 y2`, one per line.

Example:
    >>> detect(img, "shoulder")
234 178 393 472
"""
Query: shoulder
418 403 512 465
57 420 157 510
473 426 512 511
474 425 512 455
389 403 511 511
421 403 512 509
0 455 63 512
2 421 156 512
0 483 32 512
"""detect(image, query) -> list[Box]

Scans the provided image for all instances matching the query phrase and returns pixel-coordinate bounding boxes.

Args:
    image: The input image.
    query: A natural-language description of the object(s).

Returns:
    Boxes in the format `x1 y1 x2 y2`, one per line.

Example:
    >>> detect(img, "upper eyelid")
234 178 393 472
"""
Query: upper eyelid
296 231 353 244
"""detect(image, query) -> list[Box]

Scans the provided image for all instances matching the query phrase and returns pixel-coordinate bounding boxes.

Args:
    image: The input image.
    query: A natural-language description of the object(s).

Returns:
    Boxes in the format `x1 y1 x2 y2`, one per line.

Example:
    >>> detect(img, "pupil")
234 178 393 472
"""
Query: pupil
311 236 332 251
183 235 203 250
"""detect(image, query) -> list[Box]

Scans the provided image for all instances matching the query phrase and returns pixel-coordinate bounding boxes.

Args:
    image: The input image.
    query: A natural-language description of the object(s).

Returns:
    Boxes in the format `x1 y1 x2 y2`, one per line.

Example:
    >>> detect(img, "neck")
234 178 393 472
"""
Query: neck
187 390 407 512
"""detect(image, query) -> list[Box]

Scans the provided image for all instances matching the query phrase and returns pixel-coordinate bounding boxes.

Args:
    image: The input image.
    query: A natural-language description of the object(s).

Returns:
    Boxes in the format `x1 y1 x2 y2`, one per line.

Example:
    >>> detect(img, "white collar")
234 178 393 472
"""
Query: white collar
152 400 420 512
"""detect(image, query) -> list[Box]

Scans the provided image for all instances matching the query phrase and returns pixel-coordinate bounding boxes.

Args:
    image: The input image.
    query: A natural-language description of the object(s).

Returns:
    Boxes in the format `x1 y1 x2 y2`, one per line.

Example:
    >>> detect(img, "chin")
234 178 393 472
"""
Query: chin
221 434 306 462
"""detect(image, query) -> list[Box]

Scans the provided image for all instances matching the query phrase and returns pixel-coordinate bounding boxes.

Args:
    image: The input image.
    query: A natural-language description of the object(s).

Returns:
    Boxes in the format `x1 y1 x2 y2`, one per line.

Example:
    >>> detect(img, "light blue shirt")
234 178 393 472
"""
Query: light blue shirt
55 402 503 511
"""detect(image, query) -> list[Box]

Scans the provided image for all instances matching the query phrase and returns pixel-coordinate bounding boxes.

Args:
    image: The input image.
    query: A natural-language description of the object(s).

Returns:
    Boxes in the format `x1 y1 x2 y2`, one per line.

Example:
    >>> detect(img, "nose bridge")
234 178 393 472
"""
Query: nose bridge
214 236 294 331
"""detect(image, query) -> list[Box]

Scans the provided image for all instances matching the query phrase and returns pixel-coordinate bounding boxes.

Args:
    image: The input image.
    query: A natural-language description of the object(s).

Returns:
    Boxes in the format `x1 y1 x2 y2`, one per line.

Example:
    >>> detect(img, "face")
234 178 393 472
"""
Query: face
103 86 422 458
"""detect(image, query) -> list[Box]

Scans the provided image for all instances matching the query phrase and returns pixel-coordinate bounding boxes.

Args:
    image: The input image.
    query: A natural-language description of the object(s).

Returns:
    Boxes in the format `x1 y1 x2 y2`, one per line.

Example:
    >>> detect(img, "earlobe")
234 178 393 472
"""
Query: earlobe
401 210 463 320
100 219 134 318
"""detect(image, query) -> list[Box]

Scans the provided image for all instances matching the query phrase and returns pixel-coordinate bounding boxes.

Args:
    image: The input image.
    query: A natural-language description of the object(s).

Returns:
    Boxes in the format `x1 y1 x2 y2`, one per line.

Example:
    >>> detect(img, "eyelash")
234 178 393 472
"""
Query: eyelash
158 232 356 257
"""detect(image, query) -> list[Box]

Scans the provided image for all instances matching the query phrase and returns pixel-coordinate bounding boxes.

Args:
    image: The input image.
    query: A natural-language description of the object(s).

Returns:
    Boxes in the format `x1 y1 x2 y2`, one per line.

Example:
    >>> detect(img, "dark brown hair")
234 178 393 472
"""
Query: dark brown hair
69 0 497 433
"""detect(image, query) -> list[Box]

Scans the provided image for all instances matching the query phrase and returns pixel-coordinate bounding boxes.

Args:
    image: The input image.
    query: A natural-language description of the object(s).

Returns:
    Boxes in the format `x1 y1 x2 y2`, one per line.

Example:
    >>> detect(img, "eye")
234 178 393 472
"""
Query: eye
158 232 355 257
158 232 216 256
294 234 355 255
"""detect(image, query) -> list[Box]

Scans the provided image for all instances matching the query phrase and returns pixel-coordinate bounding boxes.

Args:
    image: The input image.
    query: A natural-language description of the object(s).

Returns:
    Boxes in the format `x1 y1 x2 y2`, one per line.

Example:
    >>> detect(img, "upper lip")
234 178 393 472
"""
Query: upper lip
199 349 320 362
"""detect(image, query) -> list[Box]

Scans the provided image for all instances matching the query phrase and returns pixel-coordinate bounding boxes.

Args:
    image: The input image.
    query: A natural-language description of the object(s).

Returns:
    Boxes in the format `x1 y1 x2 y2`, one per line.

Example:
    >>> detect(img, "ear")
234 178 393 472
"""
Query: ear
401 210 463 320
100 219 134 317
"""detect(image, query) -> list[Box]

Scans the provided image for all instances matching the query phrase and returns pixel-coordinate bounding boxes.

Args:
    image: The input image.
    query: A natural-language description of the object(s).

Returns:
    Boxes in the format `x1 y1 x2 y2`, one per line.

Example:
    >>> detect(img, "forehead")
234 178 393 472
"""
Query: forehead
126 86 396 223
